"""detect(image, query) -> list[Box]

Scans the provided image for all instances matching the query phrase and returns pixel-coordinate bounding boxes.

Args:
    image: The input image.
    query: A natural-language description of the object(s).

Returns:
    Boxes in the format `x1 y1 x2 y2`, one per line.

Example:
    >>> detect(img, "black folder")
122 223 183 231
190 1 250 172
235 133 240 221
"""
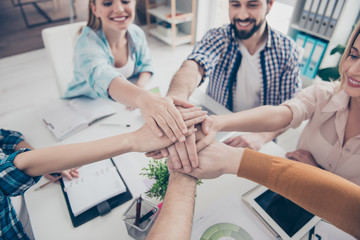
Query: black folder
59 158 133 227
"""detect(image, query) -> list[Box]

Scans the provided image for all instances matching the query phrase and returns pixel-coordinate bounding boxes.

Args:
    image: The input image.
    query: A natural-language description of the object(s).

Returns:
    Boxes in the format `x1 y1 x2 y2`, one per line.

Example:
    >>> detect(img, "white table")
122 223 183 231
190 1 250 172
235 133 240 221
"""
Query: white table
1 89 305 240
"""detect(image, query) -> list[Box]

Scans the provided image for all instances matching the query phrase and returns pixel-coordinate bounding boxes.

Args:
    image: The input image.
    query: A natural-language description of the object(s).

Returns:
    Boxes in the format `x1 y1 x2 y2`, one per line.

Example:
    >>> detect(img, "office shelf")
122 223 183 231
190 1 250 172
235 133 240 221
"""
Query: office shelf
145 0 197 49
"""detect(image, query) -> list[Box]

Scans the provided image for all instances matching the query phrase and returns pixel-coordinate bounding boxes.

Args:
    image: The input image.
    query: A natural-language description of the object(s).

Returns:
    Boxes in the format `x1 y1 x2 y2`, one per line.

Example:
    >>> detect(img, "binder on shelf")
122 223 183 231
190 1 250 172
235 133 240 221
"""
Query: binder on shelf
311 0 329 33
318 0 337 36
326 0 346 38
295 33 307 48
305 0 321 30
300 36 316 75
304 40 327 79
298 0 314 28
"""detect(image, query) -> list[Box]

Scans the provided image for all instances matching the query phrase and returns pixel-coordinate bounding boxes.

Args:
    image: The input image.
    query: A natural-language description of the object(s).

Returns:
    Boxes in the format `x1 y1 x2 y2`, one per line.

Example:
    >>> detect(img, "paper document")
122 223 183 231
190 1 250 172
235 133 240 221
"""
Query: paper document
42 97 116 141
62 159 127 217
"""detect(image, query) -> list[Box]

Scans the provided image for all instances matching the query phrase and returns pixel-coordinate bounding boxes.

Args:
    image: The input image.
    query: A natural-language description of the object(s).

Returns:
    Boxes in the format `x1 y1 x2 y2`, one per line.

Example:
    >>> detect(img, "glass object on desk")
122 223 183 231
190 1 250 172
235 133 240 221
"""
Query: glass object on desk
123 196 159 240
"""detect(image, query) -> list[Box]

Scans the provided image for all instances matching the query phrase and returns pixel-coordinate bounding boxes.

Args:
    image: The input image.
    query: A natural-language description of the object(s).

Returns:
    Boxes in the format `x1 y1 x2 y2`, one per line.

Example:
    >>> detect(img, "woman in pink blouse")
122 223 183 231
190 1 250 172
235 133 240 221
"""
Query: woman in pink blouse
194 21 360 185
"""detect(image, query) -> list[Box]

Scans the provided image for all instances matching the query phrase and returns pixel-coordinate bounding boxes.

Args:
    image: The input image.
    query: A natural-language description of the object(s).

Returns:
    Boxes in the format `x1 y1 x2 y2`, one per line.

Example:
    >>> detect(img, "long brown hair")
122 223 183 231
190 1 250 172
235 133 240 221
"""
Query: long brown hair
87 0 101 31
338 21 360 89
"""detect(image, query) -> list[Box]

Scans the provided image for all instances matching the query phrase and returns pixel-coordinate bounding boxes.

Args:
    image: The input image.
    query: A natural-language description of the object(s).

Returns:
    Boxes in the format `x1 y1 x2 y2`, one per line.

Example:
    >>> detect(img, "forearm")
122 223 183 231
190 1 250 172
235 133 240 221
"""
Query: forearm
237 149 360 238
214 105 292 133
108 76 152 108
167 60 203 100
136 72 152 88
13 133 133 177
147 172 197 240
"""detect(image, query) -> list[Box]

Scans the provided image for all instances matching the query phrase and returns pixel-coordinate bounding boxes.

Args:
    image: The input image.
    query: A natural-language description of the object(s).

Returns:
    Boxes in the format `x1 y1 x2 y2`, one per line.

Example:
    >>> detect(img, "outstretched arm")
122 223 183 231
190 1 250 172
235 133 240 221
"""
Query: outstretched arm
182 142 360 238
146 171 197 240
13 125 173 177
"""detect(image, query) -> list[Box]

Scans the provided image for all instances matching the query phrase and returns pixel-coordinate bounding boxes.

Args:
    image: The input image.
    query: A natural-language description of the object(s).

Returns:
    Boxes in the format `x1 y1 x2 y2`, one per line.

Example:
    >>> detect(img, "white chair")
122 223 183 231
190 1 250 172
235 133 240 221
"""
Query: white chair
42 21 86 97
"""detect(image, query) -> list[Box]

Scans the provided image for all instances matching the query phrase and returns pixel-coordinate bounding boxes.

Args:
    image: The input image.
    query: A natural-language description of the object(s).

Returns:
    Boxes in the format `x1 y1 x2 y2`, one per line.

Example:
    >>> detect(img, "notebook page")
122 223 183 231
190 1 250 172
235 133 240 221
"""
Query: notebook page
42 100 88 141
68 97 116 124
62 159 126 217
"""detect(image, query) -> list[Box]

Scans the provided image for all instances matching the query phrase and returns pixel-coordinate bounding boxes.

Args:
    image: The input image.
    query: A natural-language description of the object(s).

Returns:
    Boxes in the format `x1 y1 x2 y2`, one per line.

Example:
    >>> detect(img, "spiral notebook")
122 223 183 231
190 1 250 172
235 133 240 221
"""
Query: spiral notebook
60 158 132 227
242 185 320 240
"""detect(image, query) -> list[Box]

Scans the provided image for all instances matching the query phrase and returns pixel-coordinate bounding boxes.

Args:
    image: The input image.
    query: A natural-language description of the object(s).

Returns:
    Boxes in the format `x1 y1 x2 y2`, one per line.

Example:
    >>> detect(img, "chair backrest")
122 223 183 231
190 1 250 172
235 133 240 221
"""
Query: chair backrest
42 21 86 97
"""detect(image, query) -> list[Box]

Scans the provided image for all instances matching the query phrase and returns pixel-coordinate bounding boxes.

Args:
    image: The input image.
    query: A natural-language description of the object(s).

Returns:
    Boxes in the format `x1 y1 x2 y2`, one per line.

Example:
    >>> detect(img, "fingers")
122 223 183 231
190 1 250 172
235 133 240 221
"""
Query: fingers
174 141 192 173
61 170 73 180
166 105 188 139
167 145 182 169
224 136 245 147
44 174 58 181
185 133 198 168
166 157 175 170
179 107 207 121
201 116 213 135
171 96 194 108
160 148 170 157
146 117 164 138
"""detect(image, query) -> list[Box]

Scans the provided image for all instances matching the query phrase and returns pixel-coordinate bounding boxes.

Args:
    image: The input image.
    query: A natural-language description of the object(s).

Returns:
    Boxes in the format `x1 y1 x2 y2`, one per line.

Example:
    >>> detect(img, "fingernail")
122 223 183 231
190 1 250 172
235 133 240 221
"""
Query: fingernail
182 129 188 134
184 166 191 172
158 132 163 137
171 136 177 142
206 126 210 132
175 163 181 169
179 136 186 142
191 161 197 168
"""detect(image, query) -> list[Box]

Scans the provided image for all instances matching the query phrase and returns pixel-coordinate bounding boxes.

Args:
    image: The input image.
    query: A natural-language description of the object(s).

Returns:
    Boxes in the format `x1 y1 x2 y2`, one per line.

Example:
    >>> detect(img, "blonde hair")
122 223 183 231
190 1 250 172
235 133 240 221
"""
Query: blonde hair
338 21 360 89
86 0 137 31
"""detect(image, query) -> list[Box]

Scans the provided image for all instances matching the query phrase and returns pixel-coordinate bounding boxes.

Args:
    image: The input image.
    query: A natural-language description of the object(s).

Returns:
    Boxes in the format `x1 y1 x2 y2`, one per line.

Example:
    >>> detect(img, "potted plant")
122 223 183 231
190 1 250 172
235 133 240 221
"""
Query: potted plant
317 44 345 82
141 158 202 200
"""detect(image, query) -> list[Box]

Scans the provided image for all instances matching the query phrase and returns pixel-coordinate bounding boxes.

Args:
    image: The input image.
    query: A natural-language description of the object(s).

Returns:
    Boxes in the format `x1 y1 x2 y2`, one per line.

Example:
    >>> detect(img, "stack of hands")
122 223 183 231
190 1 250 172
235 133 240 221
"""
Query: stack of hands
138 94 318 178
139 96 239 178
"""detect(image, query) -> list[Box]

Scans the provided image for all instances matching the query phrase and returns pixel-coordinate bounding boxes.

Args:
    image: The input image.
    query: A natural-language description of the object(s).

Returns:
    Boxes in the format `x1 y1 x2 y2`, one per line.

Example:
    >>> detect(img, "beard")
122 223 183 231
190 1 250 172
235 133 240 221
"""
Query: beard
231 17 266 40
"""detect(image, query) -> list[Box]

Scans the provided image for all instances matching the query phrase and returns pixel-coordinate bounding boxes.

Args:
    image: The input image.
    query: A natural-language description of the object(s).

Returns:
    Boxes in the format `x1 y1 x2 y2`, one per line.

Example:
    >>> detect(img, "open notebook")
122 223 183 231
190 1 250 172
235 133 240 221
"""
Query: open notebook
60 158 132 227
42 97 116 141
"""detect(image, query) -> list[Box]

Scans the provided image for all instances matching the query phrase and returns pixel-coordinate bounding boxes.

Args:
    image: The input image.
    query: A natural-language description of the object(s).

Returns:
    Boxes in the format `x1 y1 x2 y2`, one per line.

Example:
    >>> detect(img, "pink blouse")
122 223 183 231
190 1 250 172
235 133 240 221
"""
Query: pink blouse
282 81 360 185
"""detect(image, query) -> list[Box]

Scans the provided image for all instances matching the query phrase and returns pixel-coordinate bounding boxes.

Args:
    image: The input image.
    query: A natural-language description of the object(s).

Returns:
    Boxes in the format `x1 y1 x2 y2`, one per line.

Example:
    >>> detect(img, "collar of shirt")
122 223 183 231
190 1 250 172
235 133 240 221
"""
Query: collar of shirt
322 88 349 113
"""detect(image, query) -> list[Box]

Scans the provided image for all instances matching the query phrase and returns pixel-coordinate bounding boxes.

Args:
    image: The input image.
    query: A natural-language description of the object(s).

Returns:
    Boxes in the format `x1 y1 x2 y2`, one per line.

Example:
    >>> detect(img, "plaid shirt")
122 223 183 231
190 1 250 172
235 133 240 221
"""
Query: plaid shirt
187 24 302 111
0 129 41 240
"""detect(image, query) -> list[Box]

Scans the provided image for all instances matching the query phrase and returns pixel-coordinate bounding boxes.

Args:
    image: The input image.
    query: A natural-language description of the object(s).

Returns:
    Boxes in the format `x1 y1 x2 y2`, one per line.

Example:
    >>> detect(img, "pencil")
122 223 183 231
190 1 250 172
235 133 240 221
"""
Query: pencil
34 175 62 191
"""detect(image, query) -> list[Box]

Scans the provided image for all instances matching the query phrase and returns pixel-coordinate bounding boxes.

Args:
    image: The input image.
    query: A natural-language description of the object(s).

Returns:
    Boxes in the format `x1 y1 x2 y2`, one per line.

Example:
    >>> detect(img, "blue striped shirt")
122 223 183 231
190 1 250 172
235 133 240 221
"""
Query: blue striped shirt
0 129 41 240
187 24 302 111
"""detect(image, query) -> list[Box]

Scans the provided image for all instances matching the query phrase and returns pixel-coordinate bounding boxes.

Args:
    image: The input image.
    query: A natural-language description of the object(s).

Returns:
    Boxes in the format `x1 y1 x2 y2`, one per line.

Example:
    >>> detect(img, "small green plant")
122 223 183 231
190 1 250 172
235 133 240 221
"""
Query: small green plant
141 158 202 200
317 44 345 82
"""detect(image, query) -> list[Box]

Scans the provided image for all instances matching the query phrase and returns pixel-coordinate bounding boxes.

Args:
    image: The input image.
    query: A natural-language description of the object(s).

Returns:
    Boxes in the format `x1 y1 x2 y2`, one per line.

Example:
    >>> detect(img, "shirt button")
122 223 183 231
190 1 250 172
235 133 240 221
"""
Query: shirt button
345 148 351 152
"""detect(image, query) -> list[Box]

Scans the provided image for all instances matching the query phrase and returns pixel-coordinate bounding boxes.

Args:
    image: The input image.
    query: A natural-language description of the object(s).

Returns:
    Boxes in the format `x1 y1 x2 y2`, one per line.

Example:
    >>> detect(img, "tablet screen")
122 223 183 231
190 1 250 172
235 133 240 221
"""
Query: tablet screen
255 189 314 237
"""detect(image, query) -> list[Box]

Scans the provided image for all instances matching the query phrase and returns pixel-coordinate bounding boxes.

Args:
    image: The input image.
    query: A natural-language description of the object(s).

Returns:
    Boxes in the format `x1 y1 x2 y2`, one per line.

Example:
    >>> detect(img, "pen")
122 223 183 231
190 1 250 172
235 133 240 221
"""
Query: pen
134 195 142 226
139 203 162 224
34 175 62 191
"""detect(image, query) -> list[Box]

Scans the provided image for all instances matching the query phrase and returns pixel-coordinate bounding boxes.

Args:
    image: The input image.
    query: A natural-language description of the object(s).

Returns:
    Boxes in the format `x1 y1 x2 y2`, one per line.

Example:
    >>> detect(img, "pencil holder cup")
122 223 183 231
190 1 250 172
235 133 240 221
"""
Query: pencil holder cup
122 196 159 239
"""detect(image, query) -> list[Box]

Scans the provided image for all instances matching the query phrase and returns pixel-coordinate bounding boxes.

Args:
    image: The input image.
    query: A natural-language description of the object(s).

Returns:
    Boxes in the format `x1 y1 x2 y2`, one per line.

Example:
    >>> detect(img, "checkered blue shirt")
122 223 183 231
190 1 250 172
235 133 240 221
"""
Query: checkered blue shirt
0 129 41 240
187 24 302 111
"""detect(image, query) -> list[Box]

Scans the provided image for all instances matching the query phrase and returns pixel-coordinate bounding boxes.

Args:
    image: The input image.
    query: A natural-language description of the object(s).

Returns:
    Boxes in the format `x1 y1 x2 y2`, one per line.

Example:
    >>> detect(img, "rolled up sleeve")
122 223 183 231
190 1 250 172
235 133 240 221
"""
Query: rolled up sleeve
0 149 41 197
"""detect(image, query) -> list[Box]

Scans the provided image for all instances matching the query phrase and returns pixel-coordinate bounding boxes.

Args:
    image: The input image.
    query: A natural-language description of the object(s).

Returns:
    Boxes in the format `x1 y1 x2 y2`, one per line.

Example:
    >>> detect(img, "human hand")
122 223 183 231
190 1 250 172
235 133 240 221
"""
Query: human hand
163 115 217 173
44 168 79 181
137 93 196 142
145 107 208 159
173 141 243 179
286 149 320 168
224 132 271 151
131 108 205 153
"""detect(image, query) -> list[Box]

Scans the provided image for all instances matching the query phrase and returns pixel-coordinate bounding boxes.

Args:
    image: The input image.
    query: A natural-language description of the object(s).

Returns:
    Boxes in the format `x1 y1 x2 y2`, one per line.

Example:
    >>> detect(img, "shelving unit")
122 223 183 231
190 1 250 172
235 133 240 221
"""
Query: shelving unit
145 0 197 49
288 0 360 81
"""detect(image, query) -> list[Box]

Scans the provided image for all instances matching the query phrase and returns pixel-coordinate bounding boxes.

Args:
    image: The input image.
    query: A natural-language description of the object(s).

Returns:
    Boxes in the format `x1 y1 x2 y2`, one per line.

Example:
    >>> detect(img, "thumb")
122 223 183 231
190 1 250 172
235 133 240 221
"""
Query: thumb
171 96 194 108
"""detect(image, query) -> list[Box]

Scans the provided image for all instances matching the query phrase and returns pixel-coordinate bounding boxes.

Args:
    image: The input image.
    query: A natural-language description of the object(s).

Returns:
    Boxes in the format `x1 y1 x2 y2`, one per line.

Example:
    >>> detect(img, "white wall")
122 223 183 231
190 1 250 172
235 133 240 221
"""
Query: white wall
195 0 297 40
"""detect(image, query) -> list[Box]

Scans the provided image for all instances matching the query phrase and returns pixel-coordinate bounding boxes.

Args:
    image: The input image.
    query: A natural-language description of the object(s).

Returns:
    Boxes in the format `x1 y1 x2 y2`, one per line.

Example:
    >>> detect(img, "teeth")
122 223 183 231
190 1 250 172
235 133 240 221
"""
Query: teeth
349 77 360 86
238 22 250 26
113 17 126 21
